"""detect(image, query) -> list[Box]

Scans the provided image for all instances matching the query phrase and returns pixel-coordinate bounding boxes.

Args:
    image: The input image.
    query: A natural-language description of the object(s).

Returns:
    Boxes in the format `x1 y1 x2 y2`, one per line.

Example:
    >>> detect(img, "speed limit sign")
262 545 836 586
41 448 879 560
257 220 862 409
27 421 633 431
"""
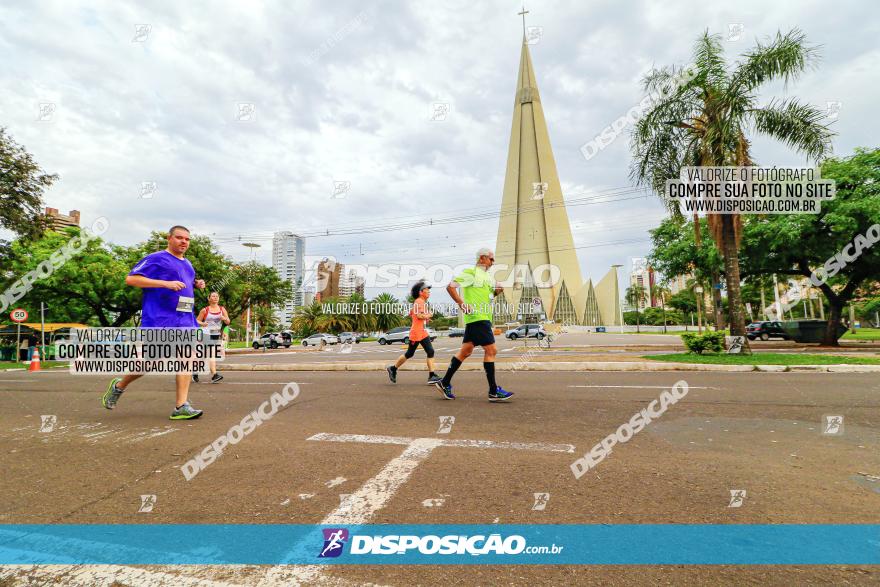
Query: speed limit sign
10 308 28 323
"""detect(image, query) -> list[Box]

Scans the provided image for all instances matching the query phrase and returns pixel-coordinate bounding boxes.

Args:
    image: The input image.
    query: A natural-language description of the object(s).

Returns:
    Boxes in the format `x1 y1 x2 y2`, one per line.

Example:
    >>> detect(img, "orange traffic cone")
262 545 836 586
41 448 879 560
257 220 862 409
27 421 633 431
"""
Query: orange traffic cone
29 347 41 372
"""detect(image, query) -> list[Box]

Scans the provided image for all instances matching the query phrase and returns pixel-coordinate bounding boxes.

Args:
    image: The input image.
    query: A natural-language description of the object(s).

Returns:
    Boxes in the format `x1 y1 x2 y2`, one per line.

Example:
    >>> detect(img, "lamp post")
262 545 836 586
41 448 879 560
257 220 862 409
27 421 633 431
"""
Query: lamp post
242 243 261 346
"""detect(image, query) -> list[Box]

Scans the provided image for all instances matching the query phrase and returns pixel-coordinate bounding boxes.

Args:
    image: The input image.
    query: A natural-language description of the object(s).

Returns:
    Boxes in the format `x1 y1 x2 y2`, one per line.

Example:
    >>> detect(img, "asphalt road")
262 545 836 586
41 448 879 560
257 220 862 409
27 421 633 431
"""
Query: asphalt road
1 369 878 585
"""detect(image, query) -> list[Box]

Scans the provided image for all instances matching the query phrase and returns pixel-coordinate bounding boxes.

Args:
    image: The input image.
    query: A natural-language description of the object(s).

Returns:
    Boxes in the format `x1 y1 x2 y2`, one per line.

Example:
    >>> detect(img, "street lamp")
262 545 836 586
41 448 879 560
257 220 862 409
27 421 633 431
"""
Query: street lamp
242 243 261 346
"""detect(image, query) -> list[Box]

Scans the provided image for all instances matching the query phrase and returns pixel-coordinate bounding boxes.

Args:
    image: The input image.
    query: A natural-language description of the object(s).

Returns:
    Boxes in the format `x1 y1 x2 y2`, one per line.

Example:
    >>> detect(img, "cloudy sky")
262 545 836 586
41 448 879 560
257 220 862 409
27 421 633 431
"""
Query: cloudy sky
2 0 877 302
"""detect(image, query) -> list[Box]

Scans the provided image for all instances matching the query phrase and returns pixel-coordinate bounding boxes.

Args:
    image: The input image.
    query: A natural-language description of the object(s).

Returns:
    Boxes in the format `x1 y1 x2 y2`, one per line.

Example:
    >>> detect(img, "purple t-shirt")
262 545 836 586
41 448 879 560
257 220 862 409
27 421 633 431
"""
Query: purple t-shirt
128 250 198 328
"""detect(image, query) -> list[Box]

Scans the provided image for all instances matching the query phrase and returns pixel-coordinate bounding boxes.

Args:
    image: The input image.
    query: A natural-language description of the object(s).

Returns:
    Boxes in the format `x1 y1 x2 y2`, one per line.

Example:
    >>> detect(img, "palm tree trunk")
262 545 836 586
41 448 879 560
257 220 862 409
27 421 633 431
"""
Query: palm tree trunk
720 215 750 354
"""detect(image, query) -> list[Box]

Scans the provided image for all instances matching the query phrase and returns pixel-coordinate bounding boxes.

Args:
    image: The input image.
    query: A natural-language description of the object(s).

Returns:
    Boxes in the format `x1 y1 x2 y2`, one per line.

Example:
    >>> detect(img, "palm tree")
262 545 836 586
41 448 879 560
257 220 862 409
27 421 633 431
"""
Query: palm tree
654 284 672 332
625 284 648 333
345 292 377 334
372 292 404 333
291 301 323 337
632 29 834 354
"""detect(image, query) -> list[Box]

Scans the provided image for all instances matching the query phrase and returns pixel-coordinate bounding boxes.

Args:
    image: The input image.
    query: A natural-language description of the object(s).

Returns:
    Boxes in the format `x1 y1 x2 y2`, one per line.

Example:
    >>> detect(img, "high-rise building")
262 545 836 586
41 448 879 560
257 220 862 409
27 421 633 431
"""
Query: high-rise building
338 267 365 298
629 258 656 309
45 207 80 230
272 231 305 327
316 258 343 301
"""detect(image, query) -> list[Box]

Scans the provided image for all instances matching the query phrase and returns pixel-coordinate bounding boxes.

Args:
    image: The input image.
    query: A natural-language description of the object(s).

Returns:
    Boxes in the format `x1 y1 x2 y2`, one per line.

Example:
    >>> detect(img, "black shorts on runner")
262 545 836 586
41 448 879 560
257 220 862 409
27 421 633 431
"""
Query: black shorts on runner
462 320 495 346
404 337 434 359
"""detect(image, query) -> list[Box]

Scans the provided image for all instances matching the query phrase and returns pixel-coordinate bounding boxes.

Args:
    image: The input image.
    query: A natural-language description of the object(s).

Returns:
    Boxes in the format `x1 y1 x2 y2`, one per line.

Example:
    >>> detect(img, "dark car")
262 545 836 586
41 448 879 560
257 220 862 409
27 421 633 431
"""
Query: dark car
746 321 790 341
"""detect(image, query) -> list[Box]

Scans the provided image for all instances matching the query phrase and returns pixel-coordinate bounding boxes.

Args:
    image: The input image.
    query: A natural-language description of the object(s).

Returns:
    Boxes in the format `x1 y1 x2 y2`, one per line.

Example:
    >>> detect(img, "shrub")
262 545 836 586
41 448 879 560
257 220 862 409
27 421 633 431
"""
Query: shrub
680 331 725 354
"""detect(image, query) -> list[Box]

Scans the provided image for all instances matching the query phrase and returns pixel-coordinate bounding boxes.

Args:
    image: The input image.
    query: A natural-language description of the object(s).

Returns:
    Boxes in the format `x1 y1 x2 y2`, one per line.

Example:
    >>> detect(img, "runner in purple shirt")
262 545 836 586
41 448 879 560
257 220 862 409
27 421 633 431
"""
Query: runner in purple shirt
101 225 206 420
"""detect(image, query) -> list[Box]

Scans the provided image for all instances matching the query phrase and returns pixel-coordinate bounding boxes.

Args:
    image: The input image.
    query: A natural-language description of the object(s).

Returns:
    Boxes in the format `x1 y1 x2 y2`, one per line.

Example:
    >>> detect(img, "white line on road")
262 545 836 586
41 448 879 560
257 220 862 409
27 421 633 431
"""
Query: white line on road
569 385 716 389
307 432 575 453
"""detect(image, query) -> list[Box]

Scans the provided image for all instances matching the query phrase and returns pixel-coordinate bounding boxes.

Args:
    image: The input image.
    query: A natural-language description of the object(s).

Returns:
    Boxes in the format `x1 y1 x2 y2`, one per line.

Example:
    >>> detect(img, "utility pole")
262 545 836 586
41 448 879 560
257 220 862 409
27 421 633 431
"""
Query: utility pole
242 243 261 346
40 302 48 349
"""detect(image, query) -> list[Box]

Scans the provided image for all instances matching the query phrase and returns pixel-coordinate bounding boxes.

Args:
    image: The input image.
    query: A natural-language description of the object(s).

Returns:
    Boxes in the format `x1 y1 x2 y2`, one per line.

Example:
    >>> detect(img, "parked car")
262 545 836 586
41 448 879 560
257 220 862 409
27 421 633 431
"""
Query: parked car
504 323 546 340
377 326 436 345
448 327 465 338
301 333 339 346
338 332 362 344
746 321 790 341
252 332 292 349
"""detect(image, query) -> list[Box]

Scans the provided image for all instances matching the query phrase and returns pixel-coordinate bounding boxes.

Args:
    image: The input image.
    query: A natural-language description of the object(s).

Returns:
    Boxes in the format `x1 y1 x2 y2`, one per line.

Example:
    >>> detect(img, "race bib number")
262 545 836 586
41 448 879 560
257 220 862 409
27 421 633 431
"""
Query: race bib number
176 296 194 313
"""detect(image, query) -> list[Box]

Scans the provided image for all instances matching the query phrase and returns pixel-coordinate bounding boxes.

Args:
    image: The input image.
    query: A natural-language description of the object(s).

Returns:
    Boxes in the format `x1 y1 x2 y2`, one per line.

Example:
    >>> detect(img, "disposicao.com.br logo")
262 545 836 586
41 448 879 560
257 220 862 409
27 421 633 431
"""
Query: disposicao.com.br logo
318 530 563 558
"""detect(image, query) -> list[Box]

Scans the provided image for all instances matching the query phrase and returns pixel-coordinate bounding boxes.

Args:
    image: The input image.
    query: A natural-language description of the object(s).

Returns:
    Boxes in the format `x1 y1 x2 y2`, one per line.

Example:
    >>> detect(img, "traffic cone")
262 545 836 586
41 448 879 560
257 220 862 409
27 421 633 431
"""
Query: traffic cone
29 347 41 372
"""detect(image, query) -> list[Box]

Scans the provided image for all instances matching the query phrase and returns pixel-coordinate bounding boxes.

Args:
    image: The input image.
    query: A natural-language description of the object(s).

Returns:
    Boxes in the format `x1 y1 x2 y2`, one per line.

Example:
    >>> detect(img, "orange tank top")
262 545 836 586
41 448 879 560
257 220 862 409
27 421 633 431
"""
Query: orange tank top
409 298 429 342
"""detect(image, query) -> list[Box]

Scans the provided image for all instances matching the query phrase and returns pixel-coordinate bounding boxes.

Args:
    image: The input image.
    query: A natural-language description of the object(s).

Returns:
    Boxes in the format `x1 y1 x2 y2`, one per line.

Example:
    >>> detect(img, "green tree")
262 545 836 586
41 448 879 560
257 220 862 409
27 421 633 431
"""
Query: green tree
3 227 141 325
0 127 57 240
738 148 880 344
372 292 404 332
291 302 324 337
625 284 647 332
632 29 834 354
344 292 377 333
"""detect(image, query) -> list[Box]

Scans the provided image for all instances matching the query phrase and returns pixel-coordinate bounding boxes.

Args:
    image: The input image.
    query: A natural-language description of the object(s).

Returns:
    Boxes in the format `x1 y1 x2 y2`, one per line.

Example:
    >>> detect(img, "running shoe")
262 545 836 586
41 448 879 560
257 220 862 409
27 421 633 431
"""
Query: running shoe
427 374 442 385
489 386 514 402
211 373 223 384
101 377 124 409
170 402 203 420
192 373 200 383
386 365 397 383
434 380 455 400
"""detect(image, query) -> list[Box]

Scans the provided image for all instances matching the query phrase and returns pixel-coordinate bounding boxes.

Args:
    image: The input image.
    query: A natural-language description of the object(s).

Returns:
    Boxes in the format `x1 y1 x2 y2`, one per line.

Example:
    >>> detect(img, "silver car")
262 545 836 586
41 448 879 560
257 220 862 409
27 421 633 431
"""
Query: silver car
378 327 436 345
301 333 339 347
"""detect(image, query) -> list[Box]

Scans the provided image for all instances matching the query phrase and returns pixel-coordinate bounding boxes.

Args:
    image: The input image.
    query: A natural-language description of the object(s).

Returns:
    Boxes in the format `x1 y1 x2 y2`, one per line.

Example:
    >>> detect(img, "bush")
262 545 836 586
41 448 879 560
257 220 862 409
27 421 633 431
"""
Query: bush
680 331 725 354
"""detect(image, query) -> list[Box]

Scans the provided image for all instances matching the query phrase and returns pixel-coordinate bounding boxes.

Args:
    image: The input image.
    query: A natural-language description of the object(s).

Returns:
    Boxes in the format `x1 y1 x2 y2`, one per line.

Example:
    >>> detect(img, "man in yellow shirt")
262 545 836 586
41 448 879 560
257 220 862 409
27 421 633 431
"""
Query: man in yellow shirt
435 248 514 401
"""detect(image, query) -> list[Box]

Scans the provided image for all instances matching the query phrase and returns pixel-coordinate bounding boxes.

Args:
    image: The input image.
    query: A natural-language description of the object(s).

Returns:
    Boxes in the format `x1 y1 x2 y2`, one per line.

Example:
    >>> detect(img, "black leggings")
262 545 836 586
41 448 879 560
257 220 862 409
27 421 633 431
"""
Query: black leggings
404 338 434 359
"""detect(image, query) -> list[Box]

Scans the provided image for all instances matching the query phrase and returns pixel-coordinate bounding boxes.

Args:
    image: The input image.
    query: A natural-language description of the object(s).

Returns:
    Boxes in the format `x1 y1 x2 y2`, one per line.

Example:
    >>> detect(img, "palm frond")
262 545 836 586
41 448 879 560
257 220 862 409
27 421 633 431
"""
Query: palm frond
749 98 834 161
730 28 819 92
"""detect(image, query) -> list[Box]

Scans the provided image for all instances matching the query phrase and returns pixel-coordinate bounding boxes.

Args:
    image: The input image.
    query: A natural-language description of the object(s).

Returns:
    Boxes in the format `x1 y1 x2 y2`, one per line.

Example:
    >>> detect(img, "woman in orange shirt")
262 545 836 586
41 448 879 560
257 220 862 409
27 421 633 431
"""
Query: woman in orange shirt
387 280 440 385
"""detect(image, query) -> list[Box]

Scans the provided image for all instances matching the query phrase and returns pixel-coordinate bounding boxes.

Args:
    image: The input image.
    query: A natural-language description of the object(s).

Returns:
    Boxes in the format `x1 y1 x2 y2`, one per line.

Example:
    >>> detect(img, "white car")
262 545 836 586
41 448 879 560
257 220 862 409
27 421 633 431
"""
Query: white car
301 333 339 347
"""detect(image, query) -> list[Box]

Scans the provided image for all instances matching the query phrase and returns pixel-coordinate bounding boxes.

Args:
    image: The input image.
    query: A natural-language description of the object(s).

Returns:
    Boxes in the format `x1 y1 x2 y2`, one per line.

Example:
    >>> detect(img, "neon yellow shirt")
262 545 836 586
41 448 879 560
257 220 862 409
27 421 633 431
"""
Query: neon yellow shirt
454 266 494 324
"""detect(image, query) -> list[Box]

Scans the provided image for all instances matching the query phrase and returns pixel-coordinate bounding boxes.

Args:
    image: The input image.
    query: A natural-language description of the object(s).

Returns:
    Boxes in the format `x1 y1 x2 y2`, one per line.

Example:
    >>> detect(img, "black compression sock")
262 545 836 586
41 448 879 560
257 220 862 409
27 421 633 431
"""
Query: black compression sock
441 356 462 386
484 361 497 392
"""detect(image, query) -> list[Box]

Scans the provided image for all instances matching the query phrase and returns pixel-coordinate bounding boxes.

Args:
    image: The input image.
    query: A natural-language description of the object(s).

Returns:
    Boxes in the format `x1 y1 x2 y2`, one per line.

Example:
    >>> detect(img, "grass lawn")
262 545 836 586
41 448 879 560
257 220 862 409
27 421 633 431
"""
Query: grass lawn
0 360 68 370
842 328 880 341
643 353 880 365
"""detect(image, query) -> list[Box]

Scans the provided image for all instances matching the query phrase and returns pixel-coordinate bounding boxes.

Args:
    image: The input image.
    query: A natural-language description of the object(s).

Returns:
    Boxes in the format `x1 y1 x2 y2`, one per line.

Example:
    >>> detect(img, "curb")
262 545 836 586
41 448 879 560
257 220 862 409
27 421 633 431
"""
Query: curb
219 361 880 373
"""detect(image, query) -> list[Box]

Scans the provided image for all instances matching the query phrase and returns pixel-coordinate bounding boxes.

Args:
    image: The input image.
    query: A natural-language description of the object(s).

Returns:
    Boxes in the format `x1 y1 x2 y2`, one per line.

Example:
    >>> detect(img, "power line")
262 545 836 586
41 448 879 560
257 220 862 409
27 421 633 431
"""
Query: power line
211 186 652 243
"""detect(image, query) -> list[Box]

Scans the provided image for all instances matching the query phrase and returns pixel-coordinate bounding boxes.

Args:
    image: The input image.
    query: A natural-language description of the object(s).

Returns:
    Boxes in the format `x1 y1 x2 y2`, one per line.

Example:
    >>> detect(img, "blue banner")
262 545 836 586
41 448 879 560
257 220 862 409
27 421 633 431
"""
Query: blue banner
0 524 877 565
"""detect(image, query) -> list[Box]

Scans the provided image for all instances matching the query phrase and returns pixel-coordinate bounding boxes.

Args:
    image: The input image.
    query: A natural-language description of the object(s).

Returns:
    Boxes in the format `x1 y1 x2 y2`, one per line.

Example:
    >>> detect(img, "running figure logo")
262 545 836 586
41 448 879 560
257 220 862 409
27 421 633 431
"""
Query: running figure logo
138 494 157 513
437 416 455 434
727 489 746 508
39 415 57 433
532 493 550 511
822 415 844 435
318 528 349 558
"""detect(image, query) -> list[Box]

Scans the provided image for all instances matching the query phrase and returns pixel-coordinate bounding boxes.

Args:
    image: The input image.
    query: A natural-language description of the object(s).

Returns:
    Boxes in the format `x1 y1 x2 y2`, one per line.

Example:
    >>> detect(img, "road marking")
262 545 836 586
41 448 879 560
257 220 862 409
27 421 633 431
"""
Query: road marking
306 432 575 453
259 431 574 584
569 385 716 389
220 382 312 385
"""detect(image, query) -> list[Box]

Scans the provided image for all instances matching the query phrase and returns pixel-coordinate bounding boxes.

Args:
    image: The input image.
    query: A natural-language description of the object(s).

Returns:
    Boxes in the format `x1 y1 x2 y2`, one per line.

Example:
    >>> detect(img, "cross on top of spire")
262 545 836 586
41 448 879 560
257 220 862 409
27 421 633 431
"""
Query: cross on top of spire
518 5 529 37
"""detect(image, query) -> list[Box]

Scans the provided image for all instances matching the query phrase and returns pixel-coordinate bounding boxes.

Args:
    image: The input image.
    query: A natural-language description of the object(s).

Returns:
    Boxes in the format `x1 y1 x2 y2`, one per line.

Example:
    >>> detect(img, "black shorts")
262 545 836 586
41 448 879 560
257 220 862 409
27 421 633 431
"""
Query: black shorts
404 337 434 358
462 320 495 346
